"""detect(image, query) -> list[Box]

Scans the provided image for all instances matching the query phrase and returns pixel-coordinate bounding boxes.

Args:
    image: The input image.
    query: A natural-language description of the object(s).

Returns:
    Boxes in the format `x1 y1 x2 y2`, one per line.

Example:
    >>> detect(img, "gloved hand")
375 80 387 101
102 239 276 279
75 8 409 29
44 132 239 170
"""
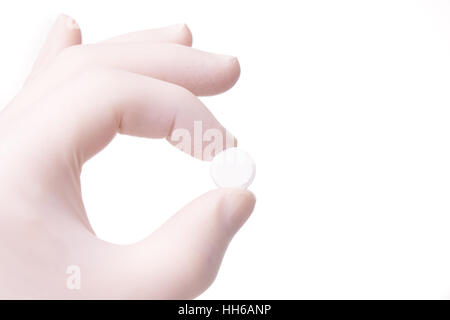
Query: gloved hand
0 14 256 299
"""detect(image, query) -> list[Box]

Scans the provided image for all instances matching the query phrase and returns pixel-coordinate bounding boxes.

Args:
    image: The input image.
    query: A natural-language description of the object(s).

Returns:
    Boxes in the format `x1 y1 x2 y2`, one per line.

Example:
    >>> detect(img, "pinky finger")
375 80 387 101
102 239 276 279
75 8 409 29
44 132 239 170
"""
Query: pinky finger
26 14 82 84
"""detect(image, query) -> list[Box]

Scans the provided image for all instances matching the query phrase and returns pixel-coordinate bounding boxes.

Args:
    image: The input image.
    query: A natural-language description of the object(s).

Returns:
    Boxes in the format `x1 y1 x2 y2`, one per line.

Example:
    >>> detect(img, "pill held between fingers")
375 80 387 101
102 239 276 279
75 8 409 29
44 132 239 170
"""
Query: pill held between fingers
210 147 256 189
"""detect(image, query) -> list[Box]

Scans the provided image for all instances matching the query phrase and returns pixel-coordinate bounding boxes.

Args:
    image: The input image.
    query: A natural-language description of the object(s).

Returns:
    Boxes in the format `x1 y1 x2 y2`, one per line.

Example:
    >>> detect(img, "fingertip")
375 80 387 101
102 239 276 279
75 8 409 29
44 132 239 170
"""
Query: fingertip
226 56 241 89
26 13 82 83
209 55 241 96
220 188 256 235
164 23 193 46
179 23 193 46
52 14 82 46
193 52 241 96
57 13 81 31
229 56 241 81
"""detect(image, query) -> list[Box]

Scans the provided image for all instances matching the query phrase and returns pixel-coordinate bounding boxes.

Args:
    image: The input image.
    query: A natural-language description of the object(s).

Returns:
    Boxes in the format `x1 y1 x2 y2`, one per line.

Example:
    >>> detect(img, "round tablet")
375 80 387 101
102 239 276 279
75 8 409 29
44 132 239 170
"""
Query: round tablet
210 147 256 189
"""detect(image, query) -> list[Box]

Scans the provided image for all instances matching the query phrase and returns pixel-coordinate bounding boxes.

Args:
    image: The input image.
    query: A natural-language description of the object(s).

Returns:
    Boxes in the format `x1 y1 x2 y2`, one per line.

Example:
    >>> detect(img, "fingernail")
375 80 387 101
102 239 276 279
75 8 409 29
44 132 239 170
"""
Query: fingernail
56 14 79 30
171 23 189 31
222 190 256 234
220 56 240 89
168 23 192 46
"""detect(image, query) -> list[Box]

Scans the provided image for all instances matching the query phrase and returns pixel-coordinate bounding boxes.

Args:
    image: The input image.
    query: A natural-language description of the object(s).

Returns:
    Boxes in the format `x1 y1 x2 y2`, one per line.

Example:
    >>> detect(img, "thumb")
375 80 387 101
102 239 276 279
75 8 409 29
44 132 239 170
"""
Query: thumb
26 14 81 83
101 188 256 299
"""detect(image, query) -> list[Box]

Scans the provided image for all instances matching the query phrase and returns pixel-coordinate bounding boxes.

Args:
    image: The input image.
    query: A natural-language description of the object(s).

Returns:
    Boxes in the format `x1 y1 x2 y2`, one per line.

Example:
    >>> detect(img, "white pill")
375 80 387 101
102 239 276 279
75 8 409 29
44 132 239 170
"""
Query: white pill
210 147 256 189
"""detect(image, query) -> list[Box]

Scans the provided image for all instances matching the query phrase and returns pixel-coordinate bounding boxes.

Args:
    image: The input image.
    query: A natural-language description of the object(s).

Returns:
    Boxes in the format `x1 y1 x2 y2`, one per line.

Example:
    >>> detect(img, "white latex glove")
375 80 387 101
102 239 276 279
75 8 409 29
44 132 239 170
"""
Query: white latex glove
0 15 256 299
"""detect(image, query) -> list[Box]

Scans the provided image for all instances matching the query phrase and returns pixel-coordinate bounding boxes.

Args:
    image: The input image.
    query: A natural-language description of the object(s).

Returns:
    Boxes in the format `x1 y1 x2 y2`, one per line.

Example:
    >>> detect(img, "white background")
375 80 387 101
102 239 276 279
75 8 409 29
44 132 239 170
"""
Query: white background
1 0 450 299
